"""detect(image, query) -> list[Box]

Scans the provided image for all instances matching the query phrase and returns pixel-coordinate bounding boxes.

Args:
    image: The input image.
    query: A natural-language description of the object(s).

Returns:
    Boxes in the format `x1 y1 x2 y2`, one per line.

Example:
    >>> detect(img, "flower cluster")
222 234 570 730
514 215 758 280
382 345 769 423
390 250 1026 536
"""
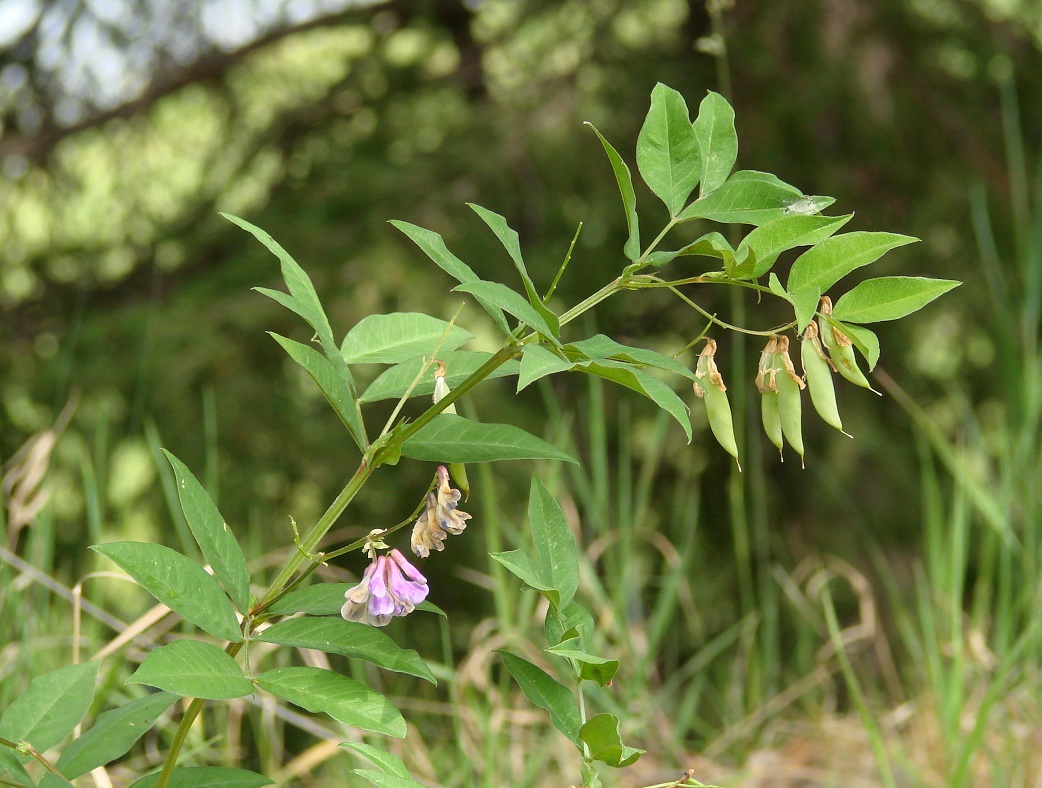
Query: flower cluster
341 466 471 626
340 548 428 627
411 465 471 558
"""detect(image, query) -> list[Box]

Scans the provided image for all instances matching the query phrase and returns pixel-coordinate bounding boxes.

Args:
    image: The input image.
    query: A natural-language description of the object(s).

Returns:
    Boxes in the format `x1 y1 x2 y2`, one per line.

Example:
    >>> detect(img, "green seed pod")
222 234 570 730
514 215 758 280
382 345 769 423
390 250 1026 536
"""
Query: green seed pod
756 337 784 458
773 336 806 466
801 321 849 436
449 462 470 501
761 390 783 458
693 339 741 469
818 297 879 394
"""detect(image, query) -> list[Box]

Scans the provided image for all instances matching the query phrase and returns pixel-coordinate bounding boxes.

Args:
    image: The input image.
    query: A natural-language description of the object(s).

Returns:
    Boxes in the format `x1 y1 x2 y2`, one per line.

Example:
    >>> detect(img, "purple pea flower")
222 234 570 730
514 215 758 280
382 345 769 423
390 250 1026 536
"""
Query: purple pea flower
341 548 429 627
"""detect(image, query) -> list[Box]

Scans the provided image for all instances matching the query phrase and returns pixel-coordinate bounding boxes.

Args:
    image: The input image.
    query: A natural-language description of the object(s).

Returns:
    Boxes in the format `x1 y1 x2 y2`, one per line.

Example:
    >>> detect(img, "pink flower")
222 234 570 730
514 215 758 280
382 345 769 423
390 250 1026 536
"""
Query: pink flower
411 466 471 557
341 549 429 627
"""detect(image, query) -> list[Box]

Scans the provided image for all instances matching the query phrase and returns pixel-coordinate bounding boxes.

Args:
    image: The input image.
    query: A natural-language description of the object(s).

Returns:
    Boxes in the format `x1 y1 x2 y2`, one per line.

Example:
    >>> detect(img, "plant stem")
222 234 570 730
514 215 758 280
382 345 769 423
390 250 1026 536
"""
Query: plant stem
253 461 374 616
558 278 624 327
155 643 244 788
390 344 522 447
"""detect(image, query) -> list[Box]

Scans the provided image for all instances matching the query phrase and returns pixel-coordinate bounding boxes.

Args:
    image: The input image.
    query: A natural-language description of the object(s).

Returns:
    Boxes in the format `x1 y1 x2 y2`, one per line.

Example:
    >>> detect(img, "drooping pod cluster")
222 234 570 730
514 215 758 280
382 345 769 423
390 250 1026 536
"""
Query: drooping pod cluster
697 298 880 467
692 338 741 469
755 335 807 465
750 296 873 463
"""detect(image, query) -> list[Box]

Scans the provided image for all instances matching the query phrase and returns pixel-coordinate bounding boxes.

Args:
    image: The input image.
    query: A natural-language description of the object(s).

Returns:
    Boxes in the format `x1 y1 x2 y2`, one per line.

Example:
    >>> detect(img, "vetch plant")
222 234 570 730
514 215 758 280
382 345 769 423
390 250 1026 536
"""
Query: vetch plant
0 83 957 788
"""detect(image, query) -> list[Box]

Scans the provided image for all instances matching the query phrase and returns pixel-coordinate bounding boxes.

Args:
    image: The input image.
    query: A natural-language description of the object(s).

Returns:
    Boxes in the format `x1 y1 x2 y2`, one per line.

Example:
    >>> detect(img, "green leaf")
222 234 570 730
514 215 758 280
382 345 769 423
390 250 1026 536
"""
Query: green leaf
360 350 520 403
401 413 577 464
91 542 242 642
270 332 366 450
129 767 273 787
489 548 555 601
255 666 406 737
252 286 309 325
727 170 804 193
692 91 737 196
837 321 881 370
162 451 251 613
579 713 645 768
787 232 920 295
352 772 427 788
518 345 574 391
0 662 98 756
468 204 561 336
832 276 961 323
769 274 824 343
586 123 640 261
389 220 511 335
791 285 822 334
57 693 177 779
781 195 837 216
415 600 447 617
674 231 738 272
636 83 701 217
528 476 579 610
266 583 350 615
37 775 74 788
128 640 252 699
497 651 581 747
679 172 810 225
545 645 619 687
544 601 595 647
256 617 436 684
452 281 561 345
341 313 473 364
643 249 683 266
736 213 853 278
340 742 412 779
223 215 347 377
0 749 32 786
577 360 692 442
567 334 695 380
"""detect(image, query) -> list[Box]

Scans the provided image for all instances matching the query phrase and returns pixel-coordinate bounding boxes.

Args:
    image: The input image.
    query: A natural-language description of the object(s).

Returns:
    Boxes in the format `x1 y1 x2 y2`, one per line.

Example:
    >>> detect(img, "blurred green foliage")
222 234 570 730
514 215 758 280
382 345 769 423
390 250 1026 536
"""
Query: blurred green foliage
1 0 1040 722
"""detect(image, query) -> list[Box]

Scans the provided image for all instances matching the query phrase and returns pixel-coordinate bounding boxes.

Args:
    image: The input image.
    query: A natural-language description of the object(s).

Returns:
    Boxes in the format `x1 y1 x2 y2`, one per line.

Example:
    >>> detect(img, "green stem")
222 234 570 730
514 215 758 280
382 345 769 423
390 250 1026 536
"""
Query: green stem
558 278 624 327
387 344 523 449
706 0 733 102
575 663 591 762
156 640 244 788
0 737 63 777
638 218 679 262
253 462 374 616
663 283 794 336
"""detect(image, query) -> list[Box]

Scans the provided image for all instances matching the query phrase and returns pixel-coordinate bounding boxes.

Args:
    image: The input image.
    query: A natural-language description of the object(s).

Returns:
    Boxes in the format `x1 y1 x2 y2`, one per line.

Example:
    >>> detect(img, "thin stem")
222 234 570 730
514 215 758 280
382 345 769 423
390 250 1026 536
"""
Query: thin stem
638 217 679 262
156 640 245 788
558 278 624 327
649 274 773 296
545 223 582 301
706 0 733 102
252 462 374 617
664 284 794 336
0 737 63 776
379 304 466 438
389 344 523 449
574 662 591 762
